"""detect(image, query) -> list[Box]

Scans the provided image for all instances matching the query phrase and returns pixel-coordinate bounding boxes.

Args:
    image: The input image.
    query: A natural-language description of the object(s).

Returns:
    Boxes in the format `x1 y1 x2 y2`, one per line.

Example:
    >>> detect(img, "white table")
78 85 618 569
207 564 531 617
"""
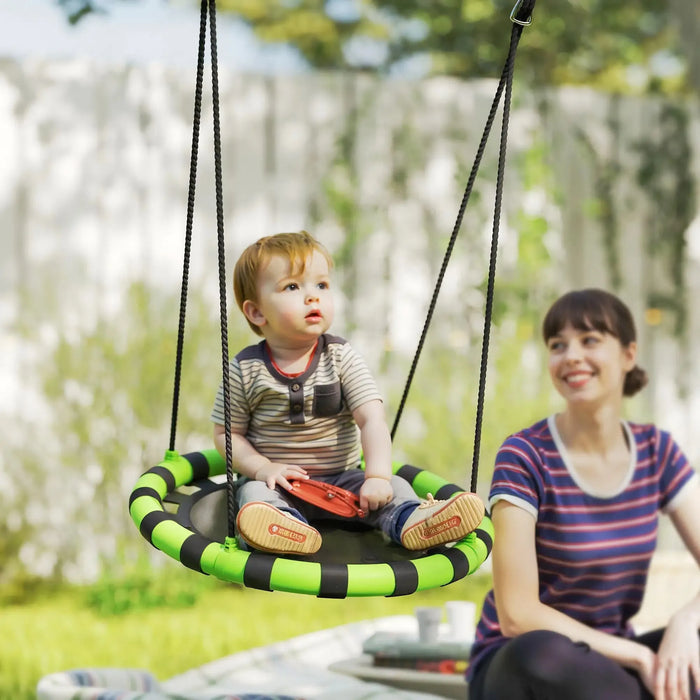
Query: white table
329 654 468 699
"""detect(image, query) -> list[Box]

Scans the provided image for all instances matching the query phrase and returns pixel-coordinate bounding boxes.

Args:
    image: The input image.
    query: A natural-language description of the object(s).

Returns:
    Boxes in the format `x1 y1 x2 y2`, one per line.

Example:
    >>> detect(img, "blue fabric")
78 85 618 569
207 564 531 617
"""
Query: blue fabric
237 468 420 543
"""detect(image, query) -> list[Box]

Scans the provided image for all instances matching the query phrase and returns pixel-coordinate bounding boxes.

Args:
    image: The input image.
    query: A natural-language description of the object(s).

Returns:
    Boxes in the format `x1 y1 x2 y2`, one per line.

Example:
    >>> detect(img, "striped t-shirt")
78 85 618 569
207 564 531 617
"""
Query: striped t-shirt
210 333 382 475
468 416 697 680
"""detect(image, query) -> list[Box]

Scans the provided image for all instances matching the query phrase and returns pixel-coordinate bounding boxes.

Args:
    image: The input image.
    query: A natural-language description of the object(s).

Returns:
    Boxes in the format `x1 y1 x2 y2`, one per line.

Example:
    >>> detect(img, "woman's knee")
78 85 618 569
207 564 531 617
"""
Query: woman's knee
487 631 583 691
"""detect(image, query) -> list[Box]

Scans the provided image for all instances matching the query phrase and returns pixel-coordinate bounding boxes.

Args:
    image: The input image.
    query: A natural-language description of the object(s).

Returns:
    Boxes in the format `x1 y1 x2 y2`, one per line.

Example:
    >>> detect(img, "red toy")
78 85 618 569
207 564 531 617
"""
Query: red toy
289 479 366 518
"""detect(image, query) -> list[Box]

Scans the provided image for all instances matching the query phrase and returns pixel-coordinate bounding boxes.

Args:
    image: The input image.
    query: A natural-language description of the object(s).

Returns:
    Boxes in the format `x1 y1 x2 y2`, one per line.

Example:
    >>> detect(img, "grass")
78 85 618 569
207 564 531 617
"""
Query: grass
2 567 492 699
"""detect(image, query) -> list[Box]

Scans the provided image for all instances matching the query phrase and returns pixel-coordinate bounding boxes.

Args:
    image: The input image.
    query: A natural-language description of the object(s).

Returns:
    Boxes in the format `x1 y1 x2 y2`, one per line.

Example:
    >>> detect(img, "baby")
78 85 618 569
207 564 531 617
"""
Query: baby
211 231 484 554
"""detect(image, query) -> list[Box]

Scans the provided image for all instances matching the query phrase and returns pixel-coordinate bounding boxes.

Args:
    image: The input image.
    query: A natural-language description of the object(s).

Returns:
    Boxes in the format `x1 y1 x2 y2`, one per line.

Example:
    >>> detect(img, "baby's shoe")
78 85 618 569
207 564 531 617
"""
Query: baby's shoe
400 492 485 551
236 502 322 555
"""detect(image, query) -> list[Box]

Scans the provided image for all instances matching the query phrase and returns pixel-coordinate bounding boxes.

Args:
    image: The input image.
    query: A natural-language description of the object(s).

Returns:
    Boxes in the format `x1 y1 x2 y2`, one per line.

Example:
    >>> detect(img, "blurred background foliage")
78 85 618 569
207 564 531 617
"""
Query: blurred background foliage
2 279 251 590
58 0 700 94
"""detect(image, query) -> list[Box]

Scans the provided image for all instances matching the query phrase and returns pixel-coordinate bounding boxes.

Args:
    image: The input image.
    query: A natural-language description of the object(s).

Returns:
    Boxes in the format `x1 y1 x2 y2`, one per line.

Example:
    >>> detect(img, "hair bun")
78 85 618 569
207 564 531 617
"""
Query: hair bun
623 365 648 397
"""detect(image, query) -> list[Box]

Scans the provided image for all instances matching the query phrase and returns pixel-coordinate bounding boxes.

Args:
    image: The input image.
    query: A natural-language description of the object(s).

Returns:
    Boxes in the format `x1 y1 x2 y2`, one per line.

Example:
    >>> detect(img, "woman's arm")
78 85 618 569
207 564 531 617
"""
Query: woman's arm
655 480 700 700
669 479 700 565
492 500 656 680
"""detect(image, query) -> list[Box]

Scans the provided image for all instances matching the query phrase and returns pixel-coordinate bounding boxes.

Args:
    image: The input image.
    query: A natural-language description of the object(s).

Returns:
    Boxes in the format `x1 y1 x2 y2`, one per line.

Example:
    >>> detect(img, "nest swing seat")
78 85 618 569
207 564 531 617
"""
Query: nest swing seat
128 0 537 599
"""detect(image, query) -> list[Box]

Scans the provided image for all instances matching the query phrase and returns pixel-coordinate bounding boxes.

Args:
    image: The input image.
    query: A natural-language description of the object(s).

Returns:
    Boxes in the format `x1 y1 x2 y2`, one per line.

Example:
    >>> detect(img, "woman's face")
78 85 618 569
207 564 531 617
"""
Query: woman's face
546 323 636 407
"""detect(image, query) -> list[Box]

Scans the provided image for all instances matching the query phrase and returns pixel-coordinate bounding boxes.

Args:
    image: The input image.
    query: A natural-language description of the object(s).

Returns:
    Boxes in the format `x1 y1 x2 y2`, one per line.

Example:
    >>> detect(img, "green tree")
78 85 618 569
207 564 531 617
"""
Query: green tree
368 0 689 91
222 0 696 94
58 1 693 93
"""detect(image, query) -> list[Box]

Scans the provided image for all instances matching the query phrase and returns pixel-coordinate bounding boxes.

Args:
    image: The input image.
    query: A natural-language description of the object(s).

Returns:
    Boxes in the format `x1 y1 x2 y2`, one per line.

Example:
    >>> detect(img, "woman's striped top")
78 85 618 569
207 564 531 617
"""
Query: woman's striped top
468 416 697 680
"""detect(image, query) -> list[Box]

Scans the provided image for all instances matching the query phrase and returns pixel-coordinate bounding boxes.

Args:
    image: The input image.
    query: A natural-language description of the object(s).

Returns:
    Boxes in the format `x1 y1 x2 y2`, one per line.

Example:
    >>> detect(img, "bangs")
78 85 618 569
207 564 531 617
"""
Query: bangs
286 246 313 276
265 231 333 275
542 290 618 342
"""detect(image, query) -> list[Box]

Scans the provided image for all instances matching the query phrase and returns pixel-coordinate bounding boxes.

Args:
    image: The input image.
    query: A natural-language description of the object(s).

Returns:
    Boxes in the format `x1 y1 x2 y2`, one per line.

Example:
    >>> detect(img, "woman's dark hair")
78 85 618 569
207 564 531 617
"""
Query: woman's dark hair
542 288 648 397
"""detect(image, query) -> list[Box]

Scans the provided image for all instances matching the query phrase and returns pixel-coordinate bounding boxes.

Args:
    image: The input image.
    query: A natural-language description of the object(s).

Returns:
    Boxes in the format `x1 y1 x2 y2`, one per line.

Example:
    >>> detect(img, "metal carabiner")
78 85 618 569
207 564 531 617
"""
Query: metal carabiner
510 0 533 26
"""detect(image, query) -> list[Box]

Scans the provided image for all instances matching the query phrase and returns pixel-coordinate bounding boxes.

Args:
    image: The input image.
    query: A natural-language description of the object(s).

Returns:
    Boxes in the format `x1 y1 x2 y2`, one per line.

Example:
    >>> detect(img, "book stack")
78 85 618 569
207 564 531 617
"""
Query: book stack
361 632 472 675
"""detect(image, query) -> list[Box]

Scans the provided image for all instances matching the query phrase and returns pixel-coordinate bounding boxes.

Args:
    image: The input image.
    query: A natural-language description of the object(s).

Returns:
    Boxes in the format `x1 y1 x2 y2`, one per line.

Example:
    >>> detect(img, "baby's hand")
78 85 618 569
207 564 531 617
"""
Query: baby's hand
360 477 394 512
254 462 309 491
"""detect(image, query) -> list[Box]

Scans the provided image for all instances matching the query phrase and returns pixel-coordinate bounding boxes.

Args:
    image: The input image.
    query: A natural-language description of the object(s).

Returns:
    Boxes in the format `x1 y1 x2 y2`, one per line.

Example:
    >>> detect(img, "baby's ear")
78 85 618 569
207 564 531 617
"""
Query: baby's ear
242 300 266 329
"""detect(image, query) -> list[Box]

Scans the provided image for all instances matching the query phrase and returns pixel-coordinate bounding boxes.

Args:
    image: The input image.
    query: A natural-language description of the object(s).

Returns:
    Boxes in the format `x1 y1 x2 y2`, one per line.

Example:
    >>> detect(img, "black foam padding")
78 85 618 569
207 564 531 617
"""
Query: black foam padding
183 451 212 481
129 486 162 509
243 552 276 591
387 560 420 597
475 527 493 553
139 510 175 542
395 463 422 484
434 483 462 500
149 466 176 493
441 546 469 584
318 564 350 599
179 533 213 572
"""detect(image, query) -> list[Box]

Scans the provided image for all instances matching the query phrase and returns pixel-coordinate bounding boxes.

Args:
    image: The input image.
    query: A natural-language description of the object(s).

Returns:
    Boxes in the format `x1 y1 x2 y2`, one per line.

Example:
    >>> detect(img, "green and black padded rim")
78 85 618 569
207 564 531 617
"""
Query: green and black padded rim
129 449 493 598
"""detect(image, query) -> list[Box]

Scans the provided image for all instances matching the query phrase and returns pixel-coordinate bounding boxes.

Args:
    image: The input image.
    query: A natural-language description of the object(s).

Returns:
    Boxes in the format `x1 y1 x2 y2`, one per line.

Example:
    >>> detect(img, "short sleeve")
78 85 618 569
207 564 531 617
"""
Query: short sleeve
657 429 697 511
335 344 382 413
489 435 545 517
210 359 250 431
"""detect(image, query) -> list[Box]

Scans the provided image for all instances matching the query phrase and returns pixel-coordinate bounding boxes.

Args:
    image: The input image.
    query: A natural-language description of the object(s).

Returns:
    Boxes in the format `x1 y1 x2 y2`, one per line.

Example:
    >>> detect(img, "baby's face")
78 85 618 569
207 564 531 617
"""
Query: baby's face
250 250 334 345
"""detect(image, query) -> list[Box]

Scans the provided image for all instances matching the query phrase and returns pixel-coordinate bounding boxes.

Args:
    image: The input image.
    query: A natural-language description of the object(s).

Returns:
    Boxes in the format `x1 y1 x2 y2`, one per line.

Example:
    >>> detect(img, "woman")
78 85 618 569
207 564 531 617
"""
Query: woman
468 289 700 700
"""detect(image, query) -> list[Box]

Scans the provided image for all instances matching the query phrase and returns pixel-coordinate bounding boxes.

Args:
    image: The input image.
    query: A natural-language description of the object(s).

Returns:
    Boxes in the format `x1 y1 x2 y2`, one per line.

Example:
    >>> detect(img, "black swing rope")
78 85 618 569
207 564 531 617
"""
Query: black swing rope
167 0 207 456
167 0 536 541
390 0 536 494
168 0 237 539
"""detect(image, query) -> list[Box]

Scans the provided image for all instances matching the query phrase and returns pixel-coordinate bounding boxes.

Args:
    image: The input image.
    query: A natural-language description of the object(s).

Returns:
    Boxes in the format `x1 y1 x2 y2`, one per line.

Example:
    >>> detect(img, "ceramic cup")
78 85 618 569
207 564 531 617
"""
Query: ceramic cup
445 600 477 641
415 606 443 643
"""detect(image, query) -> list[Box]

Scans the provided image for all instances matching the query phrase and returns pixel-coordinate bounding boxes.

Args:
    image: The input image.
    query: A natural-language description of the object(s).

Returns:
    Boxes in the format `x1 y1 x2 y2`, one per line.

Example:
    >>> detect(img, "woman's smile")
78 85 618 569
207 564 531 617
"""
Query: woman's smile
562 369 594 389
